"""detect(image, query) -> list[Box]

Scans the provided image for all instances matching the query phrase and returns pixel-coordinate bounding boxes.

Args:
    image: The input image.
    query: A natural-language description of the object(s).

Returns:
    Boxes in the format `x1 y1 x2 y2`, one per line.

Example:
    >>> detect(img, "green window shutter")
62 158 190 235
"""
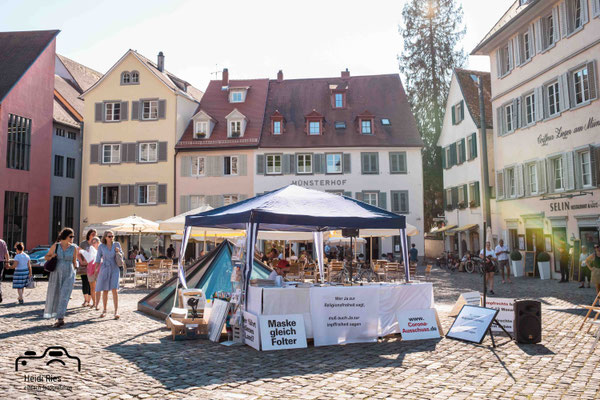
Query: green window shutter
475 181 481 206
460 138 466 163
391 191 399 212
463 184 468 205
355 192 363 201
378 192 387 209
450 143 457 166
158 184 167 203
282 154 291 174
471 133 477 159
256 154 265 175
451 187 458 208
441 148 446 169
451 105 456 125
460 100 464 121
443 191 447 210
361 153 367 174
374 153 379 174
400 192 409 213
343 191 352 198
314 154 323 174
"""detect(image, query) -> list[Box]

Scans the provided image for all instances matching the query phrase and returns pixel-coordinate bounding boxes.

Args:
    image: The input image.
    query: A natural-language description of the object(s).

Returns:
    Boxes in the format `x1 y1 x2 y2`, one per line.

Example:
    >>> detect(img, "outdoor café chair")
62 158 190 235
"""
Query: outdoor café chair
134 262 149 288
329 261 346 283
385 262 400 282
147 260 164 287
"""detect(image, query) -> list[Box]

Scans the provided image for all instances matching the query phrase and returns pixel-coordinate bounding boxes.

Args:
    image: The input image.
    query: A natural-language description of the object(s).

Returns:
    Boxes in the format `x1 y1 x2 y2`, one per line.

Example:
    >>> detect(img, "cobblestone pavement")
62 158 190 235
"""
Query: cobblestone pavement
1 267 599 399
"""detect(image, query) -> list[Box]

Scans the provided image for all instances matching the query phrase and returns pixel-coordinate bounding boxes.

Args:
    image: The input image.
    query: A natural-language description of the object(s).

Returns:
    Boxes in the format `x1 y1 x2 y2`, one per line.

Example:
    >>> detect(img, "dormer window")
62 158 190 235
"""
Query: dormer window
225 108 247 138
335 93 343 108
357 111 375 135
305 110 324 136
228 87 248 103
329 82 348 108
191 109 216 139
270 110 285 135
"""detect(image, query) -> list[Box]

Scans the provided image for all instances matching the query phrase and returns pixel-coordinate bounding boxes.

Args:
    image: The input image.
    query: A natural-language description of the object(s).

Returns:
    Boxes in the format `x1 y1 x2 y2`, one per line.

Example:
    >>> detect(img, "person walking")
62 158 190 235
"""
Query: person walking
480 241 497 295
0 238 9 303
558 246 569 283
579 246 591 288
79 236 100 308
11 242 32 304
585 244 600 294
166 244 175 260
495 239 511 283
409 243 419 265
95 230 122 319
44 228 78 328
80 229 96 252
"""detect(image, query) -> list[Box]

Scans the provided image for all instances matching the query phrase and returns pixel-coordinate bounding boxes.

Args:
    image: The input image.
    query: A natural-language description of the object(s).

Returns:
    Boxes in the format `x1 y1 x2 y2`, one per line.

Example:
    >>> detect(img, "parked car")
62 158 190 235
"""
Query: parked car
28 245 51 254
2 249 50 280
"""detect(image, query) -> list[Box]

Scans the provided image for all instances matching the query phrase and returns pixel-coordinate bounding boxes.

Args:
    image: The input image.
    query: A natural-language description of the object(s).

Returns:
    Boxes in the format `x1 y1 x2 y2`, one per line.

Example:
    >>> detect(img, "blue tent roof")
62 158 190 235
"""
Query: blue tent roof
138 241 271 319
185 185 406 230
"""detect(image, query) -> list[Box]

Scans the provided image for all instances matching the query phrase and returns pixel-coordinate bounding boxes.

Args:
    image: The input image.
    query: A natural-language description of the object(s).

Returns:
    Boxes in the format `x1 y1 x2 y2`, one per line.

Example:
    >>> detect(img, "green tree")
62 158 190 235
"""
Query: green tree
398 0 466 230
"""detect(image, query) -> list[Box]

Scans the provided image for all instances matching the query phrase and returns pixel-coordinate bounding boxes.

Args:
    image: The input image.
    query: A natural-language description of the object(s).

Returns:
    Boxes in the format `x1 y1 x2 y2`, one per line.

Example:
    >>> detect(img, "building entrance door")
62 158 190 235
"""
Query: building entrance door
365 237 380 261
526 228 544 277
470 231 480 254
552 227 567 274
579 227 599 253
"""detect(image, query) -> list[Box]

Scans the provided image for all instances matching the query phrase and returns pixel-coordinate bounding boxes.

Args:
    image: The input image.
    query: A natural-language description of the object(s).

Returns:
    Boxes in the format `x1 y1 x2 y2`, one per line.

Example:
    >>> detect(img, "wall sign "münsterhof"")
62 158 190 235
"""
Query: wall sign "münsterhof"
537 116 600 146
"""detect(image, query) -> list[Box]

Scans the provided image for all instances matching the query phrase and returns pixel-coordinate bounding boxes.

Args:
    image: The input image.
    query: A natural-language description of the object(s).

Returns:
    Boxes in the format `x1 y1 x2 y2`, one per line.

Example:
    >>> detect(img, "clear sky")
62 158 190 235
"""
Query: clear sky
0 0 514 89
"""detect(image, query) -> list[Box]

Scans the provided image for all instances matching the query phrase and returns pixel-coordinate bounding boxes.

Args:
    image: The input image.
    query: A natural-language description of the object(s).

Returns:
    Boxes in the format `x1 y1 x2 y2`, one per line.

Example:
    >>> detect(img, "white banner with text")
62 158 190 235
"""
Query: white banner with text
259 314 307 351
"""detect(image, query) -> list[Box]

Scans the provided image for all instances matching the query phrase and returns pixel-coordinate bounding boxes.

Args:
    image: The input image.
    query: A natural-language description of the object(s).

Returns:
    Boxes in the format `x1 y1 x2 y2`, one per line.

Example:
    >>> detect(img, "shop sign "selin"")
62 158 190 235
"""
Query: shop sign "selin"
549 200 599 212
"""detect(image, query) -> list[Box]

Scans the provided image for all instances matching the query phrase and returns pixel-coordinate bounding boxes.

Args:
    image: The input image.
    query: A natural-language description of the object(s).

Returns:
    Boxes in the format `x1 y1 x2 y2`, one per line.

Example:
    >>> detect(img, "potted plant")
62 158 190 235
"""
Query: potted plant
458 202 467 209
194 131 206 139
510 250 523 277
469 200 476 208
537 251 551 280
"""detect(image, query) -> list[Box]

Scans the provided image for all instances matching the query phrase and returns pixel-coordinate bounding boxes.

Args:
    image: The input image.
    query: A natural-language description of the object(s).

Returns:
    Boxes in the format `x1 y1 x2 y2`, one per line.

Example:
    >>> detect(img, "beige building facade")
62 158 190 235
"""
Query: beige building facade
80 50 201 237
473 0 600 277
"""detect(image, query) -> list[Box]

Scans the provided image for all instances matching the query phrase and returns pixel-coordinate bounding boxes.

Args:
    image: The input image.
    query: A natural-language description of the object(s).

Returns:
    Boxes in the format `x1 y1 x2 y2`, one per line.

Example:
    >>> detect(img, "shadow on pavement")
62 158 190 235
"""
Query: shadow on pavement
0 316 104 340
516 343 555 355
105 335 442 390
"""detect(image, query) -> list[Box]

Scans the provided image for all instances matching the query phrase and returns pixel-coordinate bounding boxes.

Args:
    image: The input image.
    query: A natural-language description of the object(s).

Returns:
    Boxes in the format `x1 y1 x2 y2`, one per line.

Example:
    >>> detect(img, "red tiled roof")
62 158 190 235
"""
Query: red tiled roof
259 74 422 148
454 69 492 129
0 30 60 102
176 78 269 150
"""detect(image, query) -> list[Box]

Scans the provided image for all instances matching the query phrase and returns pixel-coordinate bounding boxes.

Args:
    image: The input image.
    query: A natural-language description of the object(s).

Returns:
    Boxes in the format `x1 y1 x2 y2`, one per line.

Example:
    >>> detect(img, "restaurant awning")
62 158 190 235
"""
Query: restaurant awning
453 224 479 233
436 224 457 233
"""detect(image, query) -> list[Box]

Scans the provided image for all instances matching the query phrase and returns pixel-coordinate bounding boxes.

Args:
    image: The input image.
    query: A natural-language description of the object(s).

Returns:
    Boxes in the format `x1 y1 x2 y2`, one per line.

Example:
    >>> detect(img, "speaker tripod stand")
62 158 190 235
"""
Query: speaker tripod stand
482 263 513 347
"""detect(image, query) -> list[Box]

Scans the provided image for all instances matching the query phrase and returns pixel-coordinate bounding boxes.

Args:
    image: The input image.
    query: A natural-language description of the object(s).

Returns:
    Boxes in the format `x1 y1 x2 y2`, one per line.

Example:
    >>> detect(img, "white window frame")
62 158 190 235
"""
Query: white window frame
102 144 120 164
507 167 516 198
541 13 556 50
191 156 205 177
297 153 312 174
457 140 465 164
101 186 119 206
553 157 565 191
566 0 584 35
361 119 372 134
580 150 592 187
524 92 536 126
230 91 243 103
445 146 452 168
309 121 320 135
499 44 511 77
445 189 452 208
572 66 590 106
230 120 242 137
224 155 238 176
363 192 378 206
266 154 282 175
138 184 157 205
139 142 158 163
273 120 281 135
528 163 538 195
131 71 139 83
547 80 561 117
142 100 158 120
466 135 474 160
522 31 531 62
326 153 343 174
190 195 205 209
105 102 121 121
505 103 514 133
194 121 209 138
223 195 239 206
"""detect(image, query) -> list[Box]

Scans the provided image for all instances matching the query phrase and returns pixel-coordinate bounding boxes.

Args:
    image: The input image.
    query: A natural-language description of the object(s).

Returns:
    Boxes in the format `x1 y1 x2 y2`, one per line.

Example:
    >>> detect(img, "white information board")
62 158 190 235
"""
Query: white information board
449 291 481 316
446 305 498 344
207 299 230 342
310 286 379 347
396 309 441 340
242 311 261 350
259 314 307 351
485 297 514 333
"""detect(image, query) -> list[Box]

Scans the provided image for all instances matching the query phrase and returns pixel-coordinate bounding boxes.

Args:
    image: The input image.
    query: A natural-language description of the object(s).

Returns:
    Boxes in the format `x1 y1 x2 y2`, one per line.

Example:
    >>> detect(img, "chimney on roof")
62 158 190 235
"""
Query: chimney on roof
157 51 165 72
277 70 284 82
341 68 350 79
222 68 229 86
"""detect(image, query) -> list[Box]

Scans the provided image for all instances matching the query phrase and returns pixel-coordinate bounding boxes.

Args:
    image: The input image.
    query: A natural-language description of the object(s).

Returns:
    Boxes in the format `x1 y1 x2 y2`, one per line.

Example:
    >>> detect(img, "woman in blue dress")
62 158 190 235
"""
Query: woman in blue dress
12 242 32 304
95 230 122 319
44 228 78 328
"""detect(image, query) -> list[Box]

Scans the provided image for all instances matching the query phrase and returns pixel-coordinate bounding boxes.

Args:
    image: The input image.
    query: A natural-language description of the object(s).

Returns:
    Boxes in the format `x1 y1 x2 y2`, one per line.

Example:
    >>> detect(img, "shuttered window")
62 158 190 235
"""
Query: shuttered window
101 186 119 206
467 133 477 160
297 154 312 174
389 152 407 174
192 157 205 176
139 142 158 163
266 154 282 174
391 191 409 213
142 100 158 120
105 102 121 121
138 184 157 205
361 152 379 174
326 153 343 174
224 156 238 176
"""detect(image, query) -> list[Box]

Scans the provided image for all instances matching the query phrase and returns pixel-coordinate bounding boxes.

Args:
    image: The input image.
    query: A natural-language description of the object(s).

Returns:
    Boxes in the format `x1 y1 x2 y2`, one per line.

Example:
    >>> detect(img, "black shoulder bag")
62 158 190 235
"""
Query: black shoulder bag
44 243 59 272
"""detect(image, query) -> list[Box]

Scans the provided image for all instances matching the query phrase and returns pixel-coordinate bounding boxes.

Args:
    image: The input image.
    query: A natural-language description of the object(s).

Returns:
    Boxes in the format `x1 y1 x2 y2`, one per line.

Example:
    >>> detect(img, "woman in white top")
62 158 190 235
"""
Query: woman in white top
80 237 100 309
480 241 497 295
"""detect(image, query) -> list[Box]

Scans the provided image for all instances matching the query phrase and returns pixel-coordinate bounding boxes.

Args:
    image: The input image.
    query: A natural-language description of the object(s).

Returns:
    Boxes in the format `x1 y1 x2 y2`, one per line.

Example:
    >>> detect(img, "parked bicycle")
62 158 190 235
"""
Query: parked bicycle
436 251 458 272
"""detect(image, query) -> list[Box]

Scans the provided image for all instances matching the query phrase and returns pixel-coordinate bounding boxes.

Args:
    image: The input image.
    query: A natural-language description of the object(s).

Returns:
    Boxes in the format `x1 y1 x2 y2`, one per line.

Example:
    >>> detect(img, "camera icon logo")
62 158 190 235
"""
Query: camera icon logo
15 346 81 372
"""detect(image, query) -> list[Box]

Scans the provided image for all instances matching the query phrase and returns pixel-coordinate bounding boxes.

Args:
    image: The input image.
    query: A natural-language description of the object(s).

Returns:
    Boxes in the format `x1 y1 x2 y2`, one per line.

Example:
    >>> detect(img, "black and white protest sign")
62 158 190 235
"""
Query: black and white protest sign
243 311 261 350
259 314 307 350
446 305 498 344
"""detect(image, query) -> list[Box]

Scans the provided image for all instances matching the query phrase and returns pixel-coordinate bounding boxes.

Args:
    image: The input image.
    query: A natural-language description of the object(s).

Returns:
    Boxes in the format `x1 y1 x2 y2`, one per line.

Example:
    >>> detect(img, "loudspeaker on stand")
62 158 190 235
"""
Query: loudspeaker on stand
514 300 541 344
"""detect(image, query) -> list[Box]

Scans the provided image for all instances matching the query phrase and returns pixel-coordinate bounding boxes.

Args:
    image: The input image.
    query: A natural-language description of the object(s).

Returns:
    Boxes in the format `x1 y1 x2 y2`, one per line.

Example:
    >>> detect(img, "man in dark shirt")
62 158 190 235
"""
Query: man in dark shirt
409 243 419 265
167 244 175 259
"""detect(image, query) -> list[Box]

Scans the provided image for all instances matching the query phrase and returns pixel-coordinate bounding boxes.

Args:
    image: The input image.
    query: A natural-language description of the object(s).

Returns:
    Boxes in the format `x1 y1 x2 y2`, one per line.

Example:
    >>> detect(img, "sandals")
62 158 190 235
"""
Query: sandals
53 319 65 328
114 314 120 320
100 311 107 318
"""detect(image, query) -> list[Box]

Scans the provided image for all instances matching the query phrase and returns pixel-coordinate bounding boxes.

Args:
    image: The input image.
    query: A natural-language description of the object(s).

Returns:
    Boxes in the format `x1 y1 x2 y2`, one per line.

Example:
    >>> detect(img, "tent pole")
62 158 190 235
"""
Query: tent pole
370 235 373 267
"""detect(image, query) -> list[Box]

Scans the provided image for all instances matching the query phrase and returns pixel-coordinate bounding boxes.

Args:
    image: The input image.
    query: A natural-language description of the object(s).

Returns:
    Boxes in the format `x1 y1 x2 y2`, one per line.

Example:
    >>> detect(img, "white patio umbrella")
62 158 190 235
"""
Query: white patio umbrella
103 215 160 251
